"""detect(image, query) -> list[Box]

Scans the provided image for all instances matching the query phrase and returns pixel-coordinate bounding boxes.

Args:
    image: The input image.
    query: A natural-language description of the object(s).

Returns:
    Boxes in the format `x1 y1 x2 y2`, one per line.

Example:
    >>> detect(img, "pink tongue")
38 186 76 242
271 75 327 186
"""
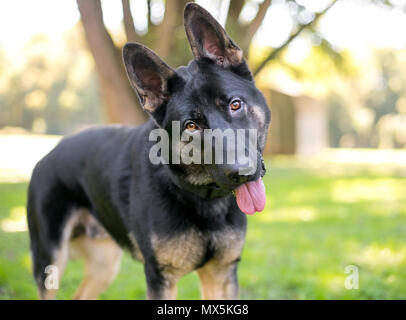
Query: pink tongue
235 178 266 215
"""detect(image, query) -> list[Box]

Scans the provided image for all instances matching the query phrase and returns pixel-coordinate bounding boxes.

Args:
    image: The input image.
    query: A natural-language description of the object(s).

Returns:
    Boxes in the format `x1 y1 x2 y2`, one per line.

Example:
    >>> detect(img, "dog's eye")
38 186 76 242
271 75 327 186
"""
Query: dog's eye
230 99 242 111
185 121 198 131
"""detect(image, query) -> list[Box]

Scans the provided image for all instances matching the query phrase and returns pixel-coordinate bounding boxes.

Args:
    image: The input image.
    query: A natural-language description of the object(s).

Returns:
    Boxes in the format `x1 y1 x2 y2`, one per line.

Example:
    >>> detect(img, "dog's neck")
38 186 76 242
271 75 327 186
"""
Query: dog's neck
163 164 232 200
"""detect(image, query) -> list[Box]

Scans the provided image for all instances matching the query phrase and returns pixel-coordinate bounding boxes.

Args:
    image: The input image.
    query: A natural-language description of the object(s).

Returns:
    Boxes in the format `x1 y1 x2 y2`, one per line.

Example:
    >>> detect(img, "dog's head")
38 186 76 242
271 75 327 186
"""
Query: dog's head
123 3 270 214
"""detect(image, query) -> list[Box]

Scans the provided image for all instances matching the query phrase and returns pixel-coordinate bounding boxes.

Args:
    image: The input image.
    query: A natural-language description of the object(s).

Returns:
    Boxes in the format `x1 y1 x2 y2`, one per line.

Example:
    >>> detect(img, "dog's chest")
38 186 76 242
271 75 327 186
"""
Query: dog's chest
151 227 245 277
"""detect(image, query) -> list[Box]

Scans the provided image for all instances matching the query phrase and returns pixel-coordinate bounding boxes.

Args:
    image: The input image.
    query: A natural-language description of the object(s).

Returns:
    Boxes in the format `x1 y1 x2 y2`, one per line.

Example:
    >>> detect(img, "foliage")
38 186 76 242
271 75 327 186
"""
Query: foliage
1 0 405 144
0 28 102 134
326 50 406 148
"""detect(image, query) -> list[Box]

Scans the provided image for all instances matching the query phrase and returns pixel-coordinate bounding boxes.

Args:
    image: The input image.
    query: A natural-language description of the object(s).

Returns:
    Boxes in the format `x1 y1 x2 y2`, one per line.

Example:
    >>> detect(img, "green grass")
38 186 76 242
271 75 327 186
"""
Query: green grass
0 158 406 299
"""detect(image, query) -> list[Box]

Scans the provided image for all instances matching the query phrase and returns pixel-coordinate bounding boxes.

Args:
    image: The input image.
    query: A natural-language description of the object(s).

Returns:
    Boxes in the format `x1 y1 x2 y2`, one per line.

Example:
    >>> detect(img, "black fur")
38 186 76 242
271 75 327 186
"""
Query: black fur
27 3 270 299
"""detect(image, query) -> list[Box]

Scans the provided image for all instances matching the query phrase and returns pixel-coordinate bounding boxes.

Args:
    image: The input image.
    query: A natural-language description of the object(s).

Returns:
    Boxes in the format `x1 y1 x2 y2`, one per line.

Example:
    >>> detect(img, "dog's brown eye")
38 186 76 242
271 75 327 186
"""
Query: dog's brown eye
186 121 197 131
230 99 242 111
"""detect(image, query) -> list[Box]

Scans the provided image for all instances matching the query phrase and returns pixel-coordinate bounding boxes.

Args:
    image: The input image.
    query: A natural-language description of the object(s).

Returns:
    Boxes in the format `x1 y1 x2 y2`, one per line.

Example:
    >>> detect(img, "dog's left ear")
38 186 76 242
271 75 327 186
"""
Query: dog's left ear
123 42 176 115
184 3 243 68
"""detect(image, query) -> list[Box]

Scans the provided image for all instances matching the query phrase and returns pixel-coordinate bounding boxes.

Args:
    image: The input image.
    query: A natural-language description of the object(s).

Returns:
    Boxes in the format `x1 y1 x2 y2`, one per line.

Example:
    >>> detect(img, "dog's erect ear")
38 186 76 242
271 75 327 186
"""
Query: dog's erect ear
184 3 243 67
123 43 176 113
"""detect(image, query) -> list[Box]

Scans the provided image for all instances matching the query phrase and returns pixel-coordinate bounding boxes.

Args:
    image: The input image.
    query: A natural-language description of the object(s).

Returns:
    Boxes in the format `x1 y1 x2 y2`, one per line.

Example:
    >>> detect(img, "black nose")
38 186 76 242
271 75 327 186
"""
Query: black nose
224 167 249 185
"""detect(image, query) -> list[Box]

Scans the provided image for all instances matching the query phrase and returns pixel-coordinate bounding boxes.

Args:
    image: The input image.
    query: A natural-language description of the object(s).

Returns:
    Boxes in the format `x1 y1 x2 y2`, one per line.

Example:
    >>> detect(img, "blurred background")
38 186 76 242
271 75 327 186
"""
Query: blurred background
0 0 405 299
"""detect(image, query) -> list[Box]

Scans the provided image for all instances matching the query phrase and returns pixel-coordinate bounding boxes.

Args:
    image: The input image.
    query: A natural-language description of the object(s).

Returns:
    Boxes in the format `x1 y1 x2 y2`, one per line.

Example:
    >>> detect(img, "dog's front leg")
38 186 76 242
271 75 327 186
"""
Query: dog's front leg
144 261 178 300
197 261 239 300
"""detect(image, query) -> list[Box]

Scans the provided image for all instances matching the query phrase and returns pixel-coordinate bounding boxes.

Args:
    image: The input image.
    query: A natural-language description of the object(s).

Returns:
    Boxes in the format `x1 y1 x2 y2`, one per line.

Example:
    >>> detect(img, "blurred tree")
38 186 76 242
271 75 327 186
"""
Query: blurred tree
327 50 406 149
76 0 339 125
0 30 102 134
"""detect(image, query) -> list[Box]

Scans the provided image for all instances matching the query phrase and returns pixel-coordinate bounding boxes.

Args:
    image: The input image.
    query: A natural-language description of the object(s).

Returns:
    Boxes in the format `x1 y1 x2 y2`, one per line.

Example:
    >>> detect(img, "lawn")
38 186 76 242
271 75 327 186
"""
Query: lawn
0 156 406 299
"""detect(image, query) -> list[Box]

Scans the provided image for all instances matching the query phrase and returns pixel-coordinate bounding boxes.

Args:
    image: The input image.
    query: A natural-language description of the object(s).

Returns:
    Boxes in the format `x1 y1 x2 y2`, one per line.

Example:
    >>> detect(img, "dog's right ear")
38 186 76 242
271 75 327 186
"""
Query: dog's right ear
184 3 244 68
123 43 177 116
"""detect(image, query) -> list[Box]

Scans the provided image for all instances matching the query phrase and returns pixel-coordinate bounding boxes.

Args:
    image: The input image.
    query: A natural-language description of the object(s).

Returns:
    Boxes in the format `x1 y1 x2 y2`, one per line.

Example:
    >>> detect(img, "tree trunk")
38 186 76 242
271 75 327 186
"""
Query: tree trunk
122 0 139 43
77 0 147 125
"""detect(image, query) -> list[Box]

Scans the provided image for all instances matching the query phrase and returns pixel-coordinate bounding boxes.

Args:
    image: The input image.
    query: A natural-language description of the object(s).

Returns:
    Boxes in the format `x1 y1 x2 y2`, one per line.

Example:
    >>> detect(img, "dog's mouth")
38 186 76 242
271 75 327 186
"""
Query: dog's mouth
206 157 267 215
207 177 266 215
234 177 266 215
170 156 267 215
234 157 267 215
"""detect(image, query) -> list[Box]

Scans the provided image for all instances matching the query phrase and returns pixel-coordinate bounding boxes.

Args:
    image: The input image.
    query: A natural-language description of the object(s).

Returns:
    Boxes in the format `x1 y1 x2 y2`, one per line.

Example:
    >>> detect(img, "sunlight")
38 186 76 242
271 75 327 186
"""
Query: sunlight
254 2 293 48
268 149 406 177
1 206 27 233
0 0 79 54
0 134 61 182
319 0 406 51
331 178 405 203
316 149 406 167
0 0 404 59
318 272 346 294
258 206 318 223
352 245 406 268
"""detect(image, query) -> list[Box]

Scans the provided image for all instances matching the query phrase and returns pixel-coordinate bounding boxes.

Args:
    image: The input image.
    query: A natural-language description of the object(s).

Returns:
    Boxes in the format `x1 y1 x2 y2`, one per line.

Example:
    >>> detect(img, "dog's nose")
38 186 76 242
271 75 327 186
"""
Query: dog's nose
224 167 249 185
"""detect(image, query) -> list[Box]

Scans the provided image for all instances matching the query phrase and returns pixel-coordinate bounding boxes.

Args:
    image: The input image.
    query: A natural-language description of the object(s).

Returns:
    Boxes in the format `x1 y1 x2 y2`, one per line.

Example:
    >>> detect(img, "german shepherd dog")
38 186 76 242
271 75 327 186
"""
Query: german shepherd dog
27 3 270 300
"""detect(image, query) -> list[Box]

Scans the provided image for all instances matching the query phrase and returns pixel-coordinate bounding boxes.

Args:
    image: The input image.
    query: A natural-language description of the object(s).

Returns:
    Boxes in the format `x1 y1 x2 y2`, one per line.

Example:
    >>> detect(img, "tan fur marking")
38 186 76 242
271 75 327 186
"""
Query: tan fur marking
39 209 85 300
197 262 238 300
39 288 58 300
151 230 205 280
147 283 178 300
128 232 145 262
71 235 122 300
151 226 245 300
211 228 245 264
40 208 122 300
227 47 243 65
197 228 245 300
149 230 207 300
251 106 266 128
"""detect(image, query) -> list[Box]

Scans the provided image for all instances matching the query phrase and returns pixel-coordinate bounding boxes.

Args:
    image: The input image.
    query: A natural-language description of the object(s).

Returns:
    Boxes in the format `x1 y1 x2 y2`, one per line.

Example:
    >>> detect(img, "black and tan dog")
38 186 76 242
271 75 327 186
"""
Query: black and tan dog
27 3 270 300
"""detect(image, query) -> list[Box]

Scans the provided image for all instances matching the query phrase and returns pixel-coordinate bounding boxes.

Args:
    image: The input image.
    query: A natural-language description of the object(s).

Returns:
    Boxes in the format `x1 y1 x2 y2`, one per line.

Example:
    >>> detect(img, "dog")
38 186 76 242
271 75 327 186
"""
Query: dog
27 3 270 300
